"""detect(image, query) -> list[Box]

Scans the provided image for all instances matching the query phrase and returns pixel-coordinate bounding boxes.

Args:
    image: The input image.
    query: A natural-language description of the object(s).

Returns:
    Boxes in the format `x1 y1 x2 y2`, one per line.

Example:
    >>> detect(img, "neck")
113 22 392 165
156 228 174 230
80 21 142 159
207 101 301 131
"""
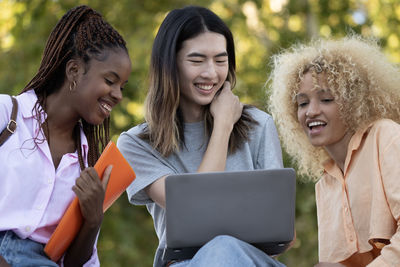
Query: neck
324 131 354 173
45 87 80 138
179 104 206 123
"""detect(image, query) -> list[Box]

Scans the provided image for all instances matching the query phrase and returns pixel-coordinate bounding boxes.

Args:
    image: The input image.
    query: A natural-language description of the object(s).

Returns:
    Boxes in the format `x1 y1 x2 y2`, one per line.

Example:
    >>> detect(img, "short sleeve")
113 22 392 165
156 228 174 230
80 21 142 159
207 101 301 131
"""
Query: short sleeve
379 120 400 220
117 127 175 205
372 120 400 266
253 111 283 169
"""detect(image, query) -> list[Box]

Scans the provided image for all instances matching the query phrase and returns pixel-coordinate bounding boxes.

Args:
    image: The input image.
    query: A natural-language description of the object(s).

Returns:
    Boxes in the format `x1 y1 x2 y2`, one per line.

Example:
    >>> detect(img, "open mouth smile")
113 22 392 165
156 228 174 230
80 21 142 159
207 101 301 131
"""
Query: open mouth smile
308 121 326 129
195 83 215 91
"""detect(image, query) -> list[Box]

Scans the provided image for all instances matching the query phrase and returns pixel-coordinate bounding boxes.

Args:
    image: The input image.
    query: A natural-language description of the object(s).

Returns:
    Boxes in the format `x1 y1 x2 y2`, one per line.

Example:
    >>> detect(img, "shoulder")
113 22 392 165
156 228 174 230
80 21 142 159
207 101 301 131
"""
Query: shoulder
0 94 13 110
371 118 400 130
0 94 15 127
119 123 147 139
245 106 273 125
366 119 400 149
117 123 151 151
368 119 400 138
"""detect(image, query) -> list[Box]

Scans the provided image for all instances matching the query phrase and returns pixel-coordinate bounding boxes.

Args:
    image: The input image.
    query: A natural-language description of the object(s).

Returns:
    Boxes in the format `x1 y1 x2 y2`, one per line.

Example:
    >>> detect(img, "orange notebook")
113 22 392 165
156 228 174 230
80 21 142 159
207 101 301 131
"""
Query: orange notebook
44 141 136 262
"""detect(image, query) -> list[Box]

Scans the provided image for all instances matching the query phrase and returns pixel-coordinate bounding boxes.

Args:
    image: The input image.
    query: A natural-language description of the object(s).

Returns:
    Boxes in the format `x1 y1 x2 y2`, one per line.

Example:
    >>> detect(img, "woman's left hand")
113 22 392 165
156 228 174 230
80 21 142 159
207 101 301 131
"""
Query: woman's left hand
72 165 112 227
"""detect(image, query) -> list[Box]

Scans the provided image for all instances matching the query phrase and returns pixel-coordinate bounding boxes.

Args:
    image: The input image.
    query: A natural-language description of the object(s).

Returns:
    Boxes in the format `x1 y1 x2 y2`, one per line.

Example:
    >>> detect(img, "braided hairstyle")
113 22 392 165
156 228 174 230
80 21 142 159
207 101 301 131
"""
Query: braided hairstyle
21 5 128 168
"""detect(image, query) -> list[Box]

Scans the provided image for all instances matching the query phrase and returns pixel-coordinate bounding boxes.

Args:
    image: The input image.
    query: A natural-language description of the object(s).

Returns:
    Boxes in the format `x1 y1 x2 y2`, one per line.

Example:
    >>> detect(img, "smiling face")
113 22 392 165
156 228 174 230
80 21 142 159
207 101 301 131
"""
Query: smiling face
296 71 349 149
74 48 132 125
176 31 229 120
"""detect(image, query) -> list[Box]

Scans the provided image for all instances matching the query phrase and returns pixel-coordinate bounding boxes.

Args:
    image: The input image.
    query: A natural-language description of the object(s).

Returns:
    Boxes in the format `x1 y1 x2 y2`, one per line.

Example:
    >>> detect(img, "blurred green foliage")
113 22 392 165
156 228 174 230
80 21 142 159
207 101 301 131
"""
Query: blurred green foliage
1 0 399 266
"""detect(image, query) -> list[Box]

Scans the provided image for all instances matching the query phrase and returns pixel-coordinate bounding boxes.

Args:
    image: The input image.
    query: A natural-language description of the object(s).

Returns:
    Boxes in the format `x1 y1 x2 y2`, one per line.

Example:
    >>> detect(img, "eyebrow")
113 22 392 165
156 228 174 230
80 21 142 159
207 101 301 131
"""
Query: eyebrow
295 89 332 98
107 71 120 79
108 71 129 84
187 52 228 58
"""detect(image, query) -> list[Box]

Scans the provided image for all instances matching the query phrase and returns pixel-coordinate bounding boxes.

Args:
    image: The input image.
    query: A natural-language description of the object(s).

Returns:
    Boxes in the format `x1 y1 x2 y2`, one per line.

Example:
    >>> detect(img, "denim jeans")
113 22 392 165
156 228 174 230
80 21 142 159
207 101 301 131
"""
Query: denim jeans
0 231 58 267
171 235 286 267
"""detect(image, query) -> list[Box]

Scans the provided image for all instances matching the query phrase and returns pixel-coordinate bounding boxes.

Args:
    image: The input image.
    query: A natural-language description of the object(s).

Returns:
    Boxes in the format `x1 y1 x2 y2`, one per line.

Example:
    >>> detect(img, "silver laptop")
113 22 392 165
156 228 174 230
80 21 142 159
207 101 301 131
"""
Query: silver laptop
162 168 296 262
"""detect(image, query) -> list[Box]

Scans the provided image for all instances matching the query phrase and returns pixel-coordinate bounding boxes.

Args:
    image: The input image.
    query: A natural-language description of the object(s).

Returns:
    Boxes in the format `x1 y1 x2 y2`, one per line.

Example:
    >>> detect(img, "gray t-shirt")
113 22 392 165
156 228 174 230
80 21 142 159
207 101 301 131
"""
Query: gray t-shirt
117 107 283 267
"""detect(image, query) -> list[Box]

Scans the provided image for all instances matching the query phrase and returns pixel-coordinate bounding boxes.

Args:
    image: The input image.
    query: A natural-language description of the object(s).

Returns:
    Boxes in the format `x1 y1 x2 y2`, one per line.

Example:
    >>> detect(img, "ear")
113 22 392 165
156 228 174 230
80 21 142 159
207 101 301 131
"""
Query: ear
65 59 82 82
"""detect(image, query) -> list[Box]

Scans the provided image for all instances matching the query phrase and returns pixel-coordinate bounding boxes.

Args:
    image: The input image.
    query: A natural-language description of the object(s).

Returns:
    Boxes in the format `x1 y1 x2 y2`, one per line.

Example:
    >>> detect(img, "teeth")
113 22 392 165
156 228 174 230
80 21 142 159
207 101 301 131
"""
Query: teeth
308 121 325 127
196 84 213 90
101 103 112 112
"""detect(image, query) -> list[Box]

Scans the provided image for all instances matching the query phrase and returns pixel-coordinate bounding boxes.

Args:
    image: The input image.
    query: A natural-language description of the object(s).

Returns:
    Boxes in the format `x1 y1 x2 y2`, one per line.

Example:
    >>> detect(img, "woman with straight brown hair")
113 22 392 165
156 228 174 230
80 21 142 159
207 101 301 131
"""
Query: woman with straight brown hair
118 5 285 267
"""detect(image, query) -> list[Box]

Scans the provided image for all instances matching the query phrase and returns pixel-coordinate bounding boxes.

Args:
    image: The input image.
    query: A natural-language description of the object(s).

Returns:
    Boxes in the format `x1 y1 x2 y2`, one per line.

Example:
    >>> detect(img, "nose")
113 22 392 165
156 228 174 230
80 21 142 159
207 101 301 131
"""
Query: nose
200 61 218 79
110 86 123 103
306 100 321 117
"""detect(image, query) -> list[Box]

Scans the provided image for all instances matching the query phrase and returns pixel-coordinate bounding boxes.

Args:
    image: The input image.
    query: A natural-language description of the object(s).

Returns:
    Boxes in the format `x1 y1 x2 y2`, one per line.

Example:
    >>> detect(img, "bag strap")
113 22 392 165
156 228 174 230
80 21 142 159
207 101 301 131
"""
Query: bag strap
0 96 18 146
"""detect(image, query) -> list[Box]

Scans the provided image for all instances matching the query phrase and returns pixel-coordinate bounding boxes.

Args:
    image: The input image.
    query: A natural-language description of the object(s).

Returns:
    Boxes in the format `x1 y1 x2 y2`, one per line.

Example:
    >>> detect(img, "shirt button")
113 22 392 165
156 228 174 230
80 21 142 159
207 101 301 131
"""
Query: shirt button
47 179 52 184
25 226 31 232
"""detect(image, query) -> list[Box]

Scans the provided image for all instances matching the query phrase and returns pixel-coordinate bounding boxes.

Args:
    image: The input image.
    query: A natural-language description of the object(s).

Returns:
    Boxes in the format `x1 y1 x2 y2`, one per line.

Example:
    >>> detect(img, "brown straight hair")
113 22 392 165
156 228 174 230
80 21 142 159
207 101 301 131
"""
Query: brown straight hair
141 6 257 157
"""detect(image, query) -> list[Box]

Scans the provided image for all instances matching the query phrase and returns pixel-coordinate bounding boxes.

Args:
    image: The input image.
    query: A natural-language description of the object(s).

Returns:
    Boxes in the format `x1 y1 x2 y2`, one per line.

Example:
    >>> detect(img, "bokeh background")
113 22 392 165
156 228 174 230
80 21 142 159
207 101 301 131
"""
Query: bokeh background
1 0 399 266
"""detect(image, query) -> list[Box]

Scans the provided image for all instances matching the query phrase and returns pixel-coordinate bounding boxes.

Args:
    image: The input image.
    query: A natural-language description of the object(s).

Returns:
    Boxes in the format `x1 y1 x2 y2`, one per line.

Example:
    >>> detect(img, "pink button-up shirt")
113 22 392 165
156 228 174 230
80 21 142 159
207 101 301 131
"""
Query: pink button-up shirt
316 119 400 267
0 91 99 266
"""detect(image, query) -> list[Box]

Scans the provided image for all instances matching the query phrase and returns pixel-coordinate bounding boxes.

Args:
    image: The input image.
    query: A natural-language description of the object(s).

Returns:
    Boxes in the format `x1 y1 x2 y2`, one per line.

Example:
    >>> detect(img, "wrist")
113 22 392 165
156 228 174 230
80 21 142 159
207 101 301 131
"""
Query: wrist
83 214 104 229
213 118 234 133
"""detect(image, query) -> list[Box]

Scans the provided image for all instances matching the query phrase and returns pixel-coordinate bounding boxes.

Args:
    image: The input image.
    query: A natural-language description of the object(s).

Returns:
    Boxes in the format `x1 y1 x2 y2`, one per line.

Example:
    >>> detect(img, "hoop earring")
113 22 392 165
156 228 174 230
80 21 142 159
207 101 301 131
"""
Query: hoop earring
69 81 77 92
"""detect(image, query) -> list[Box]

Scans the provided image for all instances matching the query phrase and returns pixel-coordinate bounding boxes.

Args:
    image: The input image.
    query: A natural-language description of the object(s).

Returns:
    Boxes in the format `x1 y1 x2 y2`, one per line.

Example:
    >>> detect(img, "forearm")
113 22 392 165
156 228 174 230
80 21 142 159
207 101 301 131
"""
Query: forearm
197 122 233 172
63 220 101 266
367 223 400 267
145 176 167 209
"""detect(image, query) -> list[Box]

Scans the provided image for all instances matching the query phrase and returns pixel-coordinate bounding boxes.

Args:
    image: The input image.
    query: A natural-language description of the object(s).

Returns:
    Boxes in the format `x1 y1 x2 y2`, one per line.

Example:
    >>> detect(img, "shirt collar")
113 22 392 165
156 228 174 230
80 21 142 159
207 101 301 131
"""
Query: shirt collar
18 90 89 166
17 90 47 120
322 123 374 179
79 124 89 166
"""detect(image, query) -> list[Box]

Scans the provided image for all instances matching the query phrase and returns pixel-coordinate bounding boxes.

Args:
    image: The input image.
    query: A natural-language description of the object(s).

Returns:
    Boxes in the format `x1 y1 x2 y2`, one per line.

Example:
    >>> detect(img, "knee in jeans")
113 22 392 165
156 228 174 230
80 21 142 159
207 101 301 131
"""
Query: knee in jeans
207 235 243 251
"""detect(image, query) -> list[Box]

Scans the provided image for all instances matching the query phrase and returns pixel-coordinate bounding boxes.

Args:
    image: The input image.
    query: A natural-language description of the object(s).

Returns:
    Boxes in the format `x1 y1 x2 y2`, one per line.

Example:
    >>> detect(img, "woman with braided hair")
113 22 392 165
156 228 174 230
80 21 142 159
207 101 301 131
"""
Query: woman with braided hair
0 5 131 266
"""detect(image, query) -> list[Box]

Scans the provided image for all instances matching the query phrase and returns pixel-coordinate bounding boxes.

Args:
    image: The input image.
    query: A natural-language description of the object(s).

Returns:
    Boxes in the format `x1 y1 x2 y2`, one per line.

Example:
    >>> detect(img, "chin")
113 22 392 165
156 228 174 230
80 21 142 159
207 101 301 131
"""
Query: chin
85 116 106 126
308 139 326 147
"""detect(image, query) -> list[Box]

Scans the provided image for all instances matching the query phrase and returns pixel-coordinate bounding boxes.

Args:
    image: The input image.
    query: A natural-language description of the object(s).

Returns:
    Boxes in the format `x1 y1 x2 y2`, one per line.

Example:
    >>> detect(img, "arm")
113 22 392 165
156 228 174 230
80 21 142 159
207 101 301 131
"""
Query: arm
145 82 243 208
255 115 283 169
367 125 400 266
197 81 243 172
63 165 112 266
145 176 167 209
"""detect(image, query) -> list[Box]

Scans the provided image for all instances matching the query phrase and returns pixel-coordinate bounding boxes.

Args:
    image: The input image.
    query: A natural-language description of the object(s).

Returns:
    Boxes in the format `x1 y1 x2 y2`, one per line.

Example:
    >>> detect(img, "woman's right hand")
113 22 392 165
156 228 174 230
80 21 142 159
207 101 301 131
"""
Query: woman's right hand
72 166 112 227
210 81 243 129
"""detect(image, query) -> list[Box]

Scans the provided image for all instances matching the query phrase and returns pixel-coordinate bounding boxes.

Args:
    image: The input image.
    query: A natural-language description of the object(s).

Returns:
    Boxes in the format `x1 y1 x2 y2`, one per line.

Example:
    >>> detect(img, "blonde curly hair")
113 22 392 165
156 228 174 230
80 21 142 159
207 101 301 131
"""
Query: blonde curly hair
268 35 400 181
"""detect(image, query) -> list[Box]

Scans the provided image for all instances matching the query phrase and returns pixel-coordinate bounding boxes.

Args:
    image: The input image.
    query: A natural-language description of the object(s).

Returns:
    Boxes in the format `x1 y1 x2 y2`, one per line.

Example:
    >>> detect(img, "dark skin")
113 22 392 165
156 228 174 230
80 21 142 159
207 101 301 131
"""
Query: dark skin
0 256 9 267
0 127 111 267
65 166 111 266
48 54 125 265
0 50 130 265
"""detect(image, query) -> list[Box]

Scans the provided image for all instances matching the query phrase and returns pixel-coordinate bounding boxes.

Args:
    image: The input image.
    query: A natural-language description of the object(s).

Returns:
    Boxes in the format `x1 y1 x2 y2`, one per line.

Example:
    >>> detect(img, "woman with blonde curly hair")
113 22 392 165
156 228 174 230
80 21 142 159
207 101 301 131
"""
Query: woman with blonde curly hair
269 35 400 267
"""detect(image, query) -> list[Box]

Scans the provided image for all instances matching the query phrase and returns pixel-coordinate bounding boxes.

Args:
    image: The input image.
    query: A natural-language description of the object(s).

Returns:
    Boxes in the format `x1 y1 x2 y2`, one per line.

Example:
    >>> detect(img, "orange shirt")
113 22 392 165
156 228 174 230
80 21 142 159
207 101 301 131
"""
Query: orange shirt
316 119 400 267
